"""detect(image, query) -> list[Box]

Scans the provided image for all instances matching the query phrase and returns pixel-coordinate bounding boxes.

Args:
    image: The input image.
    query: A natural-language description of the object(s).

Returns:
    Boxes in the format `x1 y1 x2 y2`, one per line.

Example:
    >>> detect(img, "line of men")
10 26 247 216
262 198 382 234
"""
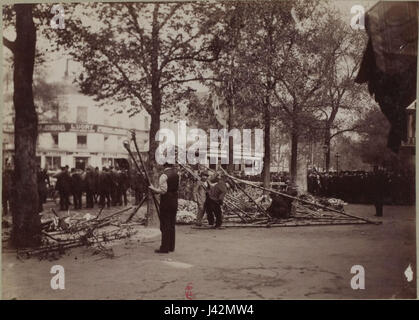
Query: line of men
53 165 146 211
307 169 415 205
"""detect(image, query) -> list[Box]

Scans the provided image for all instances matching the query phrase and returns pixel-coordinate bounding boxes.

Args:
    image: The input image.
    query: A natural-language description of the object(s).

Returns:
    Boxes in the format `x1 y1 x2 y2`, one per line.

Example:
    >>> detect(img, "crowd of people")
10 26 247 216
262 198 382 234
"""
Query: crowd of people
307 170 415 205
50 165 147 212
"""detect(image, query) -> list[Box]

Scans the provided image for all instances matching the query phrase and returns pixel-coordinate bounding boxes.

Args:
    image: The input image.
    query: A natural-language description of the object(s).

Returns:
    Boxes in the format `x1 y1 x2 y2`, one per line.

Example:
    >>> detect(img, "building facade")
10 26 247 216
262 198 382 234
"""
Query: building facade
2 75 150 171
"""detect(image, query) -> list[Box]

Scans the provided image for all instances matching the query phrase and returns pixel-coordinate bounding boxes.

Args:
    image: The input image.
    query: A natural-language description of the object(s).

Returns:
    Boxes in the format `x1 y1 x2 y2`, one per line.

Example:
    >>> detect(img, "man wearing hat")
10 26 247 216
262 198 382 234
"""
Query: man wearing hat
206 172 227 228
194 170 209 226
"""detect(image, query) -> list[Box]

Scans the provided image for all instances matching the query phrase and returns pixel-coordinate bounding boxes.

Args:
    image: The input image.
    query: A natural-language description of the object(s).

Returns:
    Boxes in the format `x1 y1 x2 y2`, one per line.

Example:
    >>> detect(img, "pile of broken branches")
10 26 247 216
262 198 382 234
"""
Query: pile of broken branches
16 205 145 260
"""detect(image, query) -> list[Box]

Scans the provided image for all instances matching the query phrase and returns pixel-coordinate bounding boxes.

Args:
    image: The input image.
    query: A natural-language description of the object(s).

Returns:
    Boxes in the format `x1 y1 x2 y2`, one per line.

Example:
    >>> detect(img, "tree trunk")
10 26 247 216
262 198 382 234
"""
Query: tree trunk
145 4 161 227
262 103 271 188
227 94 234 173
290 122 299 184
10 4 41 248
324 125 331 172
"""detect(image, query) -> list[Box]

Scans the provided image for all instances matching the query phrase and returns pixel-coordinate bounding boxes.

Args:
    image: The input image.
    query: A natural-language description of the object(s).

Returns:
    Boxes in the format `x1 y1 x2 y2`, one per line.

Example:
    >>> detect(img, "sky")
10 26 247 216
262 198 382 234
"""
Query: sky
4 0 377 82
2 0 380 121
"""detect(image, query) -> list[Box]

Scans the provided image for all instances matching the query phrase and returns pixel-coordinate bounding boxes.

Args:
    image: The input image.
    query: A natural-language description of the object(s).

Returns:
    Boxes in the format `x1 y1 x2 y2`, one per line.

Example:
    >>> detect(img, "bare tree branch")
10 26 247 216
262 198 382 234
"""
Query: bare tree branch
3 36 15 53
160 76 221 90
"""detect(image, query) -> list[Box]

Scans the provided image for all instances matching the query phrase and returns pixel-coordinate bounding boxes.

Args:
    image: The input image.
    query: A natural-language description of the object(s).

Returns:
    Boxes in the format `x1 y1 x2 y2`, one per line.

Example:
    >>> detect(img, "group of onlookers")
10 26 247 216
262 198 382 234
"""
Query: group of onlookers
307 170 415 205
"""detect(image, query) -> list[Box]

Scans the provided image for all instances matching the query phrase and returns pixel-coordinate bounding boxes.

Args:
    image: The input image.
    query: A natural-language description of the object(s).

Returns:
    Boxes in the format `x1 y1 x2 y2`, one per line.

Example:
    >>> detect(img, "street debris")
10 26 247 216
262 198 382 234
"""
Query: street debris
13 205 145 261
176 162 381 228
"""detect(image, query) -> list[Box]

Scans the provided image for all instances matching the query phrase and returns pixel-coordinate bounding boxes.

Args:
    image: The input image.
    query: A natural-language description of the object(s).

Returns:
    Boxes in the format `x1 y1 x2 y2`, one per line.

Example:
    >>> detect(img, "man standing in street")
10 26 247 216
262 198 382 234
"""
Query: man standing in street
85 166 96 209
149 163 180 254
194 171 209 226
71 168 83 210
98 167 112 208
55 166 72 211
132 170 146 205
206 173 227 228
371 166 386 217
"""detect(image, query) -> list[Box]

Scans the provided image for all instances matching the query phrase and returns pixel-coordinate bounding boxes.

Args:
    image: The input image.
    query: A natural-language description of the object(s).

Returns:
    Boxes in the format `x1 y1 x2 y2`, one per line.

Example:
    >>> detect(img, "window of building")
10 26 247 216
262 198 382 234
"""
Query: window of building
244 160 254 169
77 106 88 123
77 135 87 149
144 116 149 129
46 156 61 170
102 157 113 168
52 133 59 147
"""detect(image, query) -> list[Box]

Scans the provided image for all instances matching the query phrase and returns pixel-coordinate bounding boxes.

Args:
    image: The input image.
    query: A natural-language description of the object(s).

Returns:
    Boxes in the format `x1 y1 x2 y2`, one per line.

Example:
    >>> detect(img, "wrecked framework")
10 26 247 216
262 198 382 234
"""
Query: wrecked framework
13 137 380 259
13 204 147 260
177 162 381 229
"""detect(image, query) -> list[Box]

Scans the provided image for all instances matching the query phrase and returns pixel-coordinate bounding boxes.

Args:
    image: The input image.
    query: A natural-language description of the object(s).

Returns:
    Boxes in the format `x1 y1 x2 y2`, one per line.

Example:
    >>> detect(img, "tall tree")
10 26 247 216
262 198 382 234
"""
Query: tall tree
313 12 368 171
3 4 41 247
51 2 221 224
258 0 325 184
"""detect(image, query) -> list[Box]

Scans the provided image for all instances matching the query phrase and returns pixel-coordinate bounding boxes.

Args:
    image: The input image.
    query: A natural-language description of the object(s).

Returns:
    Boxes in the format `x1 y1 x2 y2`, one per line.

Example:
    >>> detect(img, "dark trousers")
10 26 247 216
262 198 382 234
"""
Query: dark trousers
111 188 119 206
99 192 111 208
86 190 94 208
73 192 82 210
121 189 128 206
374 201 383 217
206 198 222 227
116 188 125 206
159 193 178 252
59 192 70 211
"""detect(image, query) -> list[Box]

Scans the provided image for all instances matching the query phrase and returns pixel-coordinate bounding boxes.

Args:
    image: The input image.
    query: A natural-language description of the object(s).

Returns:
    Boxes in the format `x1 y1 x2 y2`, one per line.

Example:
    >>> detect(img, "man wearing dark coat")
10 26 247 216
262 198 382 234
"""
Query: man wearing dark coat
71 168 83 210
132 171 146 205
55 166 72 211
98 168 112 208
118 169 130 206
206 173 227 228
85 166 96 208
149 163 180 254
109 167 119 206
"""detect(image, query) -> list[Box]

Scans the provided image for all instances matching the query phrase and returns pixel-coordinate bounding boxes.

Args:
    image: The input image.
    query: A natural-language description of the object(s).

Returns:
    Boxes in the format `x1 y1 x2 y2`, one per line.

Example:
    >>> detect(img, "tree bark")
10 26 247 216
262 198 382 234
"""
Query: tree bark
324 125 331 172
145 4 162 227
227 93 234 173
262 102 271 188
10 4 41 248
290 121 299 184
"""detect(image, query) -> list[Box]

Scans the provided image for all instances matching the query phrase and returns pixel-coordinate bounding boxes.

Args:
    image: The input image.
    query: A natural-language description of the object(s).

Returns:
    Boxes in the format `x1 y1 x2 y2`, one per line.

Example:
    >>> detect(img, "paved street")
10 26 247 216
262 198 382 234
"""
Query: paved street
2 204 416 299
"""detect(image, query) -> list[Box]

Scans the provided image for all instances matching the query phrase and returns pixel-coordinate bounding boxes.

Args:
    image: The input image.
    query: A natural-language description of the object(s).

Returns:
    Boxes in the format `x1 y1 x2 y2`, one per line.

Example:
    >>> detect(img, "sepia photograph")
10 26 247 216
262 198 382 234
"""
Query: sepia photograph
1 0 417 301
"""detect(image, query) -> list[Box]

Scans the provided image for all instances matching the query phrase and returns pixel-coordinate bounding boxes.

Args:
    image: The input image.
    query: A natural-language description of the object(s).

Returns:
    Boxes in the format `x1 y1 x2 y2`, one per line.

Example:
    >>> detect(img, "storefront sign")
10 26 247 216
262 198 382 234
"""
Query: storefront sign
37 122 134 136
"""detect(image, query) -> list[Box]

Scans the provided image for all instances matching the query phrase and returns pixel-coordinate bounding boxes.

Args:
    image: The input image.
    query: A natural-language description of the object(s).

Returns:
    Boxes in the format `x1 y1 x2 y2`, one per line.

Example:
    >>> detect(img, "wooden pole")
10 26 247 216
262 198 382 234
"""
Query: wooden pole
219 166 268 217
124 135 160 218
